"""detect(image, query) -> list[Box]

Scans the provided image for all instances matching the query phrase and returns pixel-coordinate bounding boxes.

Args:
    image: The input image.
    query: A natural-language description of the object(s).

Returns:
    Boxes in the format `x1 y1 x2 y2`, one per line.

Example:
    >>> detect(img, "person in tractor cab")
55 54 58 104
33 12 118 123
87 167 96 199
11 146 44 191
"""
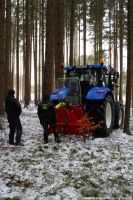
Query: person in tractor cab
5 89 23 146
37 94 61 143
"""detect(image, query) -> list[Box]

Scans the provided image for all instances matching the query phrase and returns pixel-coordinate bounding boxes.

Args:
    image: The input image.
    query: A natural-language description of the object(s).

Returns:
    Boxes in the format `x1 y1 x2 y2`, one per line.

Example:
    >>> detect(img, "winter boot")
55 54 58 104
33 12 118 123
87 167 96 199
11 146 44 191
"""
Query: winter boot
54 130 61 143
15 130 23 145
44 130 48 143
9 132 15 145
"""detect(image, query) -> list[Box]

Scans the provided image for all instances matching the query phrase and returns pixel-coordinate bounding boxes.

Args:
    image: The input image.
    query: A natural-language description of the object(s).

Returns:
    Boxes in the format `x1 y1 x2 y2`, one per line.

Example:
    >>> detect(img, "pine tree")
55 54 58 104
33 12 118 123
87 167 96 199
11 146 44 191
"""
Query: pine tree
124 0 132 133
43 0 55 97
0 0 5 115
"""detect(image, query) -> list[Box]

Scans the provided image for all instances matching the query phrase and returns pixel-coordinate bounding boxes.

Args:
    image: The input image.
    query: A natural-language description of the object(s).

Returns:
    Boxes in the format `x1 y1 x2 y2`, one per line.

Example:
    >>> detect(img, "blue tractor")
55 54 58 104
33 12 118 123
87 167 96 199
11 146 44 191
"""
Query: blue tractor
50 63 124 137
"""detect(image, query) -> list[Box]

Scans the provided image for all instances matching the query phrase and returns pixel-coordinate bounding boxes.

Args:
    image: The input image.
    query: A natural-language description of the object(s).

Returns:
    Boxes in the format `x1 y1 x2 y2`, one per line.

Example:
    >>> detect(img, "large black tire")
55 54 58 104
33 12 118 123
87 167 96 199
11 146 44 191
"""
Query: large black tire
114 101 124 129
86 95 114 137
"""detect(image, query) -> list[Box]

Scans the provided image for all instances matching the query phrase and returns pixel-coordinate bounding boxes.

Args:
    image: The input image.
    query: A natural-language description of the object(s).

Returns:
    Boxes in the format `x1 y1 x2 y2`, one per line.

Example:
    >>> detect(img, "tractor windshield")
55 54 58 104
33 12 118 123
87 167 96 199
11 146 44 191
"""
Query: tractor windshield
57 77 81 104
57 77 80 91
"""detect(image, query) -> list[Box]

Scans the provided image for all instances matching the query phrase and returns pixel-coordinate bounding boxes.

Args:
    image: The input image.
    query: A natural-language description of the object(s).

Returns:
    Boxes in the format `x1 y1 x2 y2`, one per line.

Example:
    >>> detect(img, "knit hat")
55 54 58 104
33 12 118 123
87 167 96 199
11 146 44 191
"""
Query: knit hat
8 89 15 96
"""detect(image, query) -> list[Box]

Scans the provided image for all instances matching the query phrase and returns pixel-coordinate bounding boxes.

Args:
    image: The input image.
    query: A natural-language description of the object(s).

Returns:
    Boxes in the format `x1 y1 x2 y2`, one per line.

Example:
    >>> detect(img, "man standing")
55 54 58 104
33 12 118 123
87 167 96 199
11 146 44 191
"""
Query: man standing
37 94 60 143
5 89 23 145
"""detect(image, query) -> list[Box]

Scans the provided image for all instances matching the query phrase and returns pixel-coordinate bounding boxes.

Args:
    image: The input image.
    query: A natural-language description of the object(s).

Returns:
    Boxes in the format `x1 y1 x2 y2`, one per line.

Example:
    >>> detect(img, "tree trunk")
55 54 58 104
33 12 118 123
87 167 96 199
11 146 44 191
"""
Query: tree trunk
108 0 112 65
83 0 87 65
24 0 31 106
43 0 55 97
16 0 20 99
69 0 75 66
98 0 103 61
22 0 25 101
54 0 64 84
11 23 16 94
41 0 45 98
113 3 118 100
34 1 38 105
119 0 124 102
64 0 69 66
38 0 42 102
5 0 11 95
0 0 5 115
78 5 81 65
94 0 99 63
124 0 132 133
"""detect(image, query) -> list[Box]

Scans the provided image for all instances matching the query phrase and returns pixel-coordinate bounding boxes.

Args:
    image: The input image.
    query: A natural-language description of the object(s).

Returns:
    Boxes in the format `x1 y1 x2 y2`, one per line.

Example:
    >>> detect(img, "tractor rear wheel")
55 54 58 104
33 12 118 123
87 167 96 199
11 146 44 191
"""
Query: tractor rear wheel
114 101 124 129
86 95 114 137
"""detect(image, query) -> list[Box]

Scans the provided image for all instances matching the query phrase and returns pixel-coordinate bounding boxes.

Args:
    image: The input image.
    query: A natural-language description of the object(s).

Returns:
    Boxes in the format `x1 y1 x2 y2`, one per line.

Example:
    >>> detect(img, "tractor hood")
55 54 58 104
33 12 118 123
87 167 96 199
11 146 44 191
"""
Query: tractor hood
86 86 111 100
50 88 71 101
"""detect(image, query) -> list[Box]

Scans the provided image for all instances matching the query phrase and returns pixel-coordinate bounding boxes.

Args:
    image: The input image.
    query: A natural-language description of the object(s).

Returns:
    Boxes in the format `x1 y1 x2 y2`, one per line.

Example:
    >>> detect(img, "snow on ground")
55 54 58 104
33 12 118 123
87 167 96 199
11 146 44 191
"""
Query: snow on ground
0 104 133 200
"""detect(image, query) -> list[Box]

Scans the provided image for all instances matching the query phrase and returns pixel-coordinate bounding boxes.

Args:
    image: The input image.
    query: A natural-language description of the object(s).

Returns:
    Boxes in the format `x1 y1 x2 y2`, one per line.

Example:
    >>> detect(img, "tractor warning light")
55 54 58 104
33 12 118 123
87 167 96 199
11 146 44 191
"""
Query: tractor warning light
99 59 104 65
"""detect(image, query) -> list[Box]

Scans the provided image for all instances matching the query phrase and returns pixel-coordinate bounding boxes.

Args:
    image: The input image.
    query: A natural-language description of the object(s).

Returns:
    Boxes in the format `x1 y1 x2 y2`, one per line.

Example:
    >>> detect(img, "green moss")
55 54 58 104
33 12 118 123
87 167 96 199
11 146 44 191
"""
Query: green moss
70 148 78 154
34 195 40 200
96 148 103 152
73 181 85 189
45 190 57 196
110 177 125 186
0 197 21 200
80 174 90 182
81 188 100 197
6 178 33 188
82 162 92 168
122 189 132 195
126 132 133 136
115 166 122 170
52 145 59 151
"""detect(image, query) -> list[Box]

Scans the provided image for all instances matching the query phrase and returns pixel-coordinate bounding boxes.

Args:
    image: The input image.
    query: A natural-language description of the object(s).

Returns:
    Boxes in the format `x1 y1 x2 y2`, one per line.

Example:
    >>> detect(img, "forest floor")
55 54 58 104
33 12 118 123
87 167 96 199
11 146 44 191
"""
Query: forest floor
0 104 133 200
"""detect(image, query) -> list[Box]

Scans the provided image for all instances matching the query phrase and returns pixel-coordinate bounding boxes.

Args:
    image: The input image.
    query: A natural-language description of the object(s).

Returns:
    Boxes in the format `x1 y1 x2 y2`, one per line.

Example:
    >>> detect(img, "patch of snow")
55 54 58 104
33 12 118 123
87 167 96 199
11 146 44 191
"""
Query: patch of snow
0 103 133 199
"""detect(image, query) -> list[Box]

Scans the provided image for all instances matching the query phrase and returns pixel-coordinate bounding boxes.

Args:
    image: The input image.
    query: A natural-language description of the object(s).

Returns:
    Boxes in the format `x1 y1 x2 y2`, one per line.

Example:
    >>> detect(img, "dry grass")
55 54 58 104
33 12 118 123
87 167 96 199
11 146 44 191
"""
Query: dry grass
78 114 101 142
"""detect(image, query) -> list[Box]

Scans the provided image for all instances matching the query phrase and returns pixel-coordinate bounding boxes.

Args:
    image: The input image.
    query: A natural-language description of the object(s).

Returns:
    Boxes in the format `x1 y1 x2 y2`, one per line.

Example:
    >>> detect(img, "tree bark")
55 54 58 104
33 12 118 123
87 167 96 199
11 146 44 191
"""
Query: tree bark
5 0 11 95
0 0 5 115
124 0 132 133
43 0 55 97
78 5 81 65
119 0 124 102
24 0 31 106
55 0 64 83
83 0 87 65
41 0 45 98
69 0 75 66
34 1 38 105
113 3 118 100
16 0 20 99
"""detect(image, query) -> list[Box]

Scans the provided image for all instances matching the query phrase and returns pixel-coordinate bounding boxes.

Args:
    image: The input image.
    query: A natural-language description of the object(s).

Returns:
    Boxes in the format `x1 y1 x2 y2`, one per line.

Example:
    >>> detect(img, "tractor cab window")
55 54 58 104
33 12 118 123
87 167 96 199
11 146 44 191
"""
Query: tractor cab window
88 69 108 87
80 70 97 86
57 78 69 88
103 74 109 87
57 77 79 91
80 74 90 82
80 69 108 87
57 77 81 105
89 72 97 86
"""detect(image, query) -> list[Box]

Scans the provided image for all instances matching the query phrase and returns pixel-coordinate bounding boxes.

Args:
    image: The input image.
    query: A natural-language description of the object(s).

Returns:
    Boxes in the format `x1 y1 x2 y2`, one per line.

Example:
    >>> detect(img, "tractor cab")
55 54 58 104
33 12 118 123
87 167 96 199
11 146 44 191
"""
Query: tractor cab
50 63 119 105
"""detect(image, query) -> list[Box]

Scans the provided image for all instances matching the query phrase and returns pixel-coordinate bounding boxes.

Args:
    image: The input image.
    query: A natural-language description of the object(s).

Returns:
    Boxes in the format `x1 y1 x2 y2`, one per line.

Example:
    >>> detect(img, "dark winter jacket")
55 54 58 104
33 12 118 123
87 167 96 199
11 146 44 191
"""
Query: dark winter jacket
5 94 22 120
37 101 56 125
